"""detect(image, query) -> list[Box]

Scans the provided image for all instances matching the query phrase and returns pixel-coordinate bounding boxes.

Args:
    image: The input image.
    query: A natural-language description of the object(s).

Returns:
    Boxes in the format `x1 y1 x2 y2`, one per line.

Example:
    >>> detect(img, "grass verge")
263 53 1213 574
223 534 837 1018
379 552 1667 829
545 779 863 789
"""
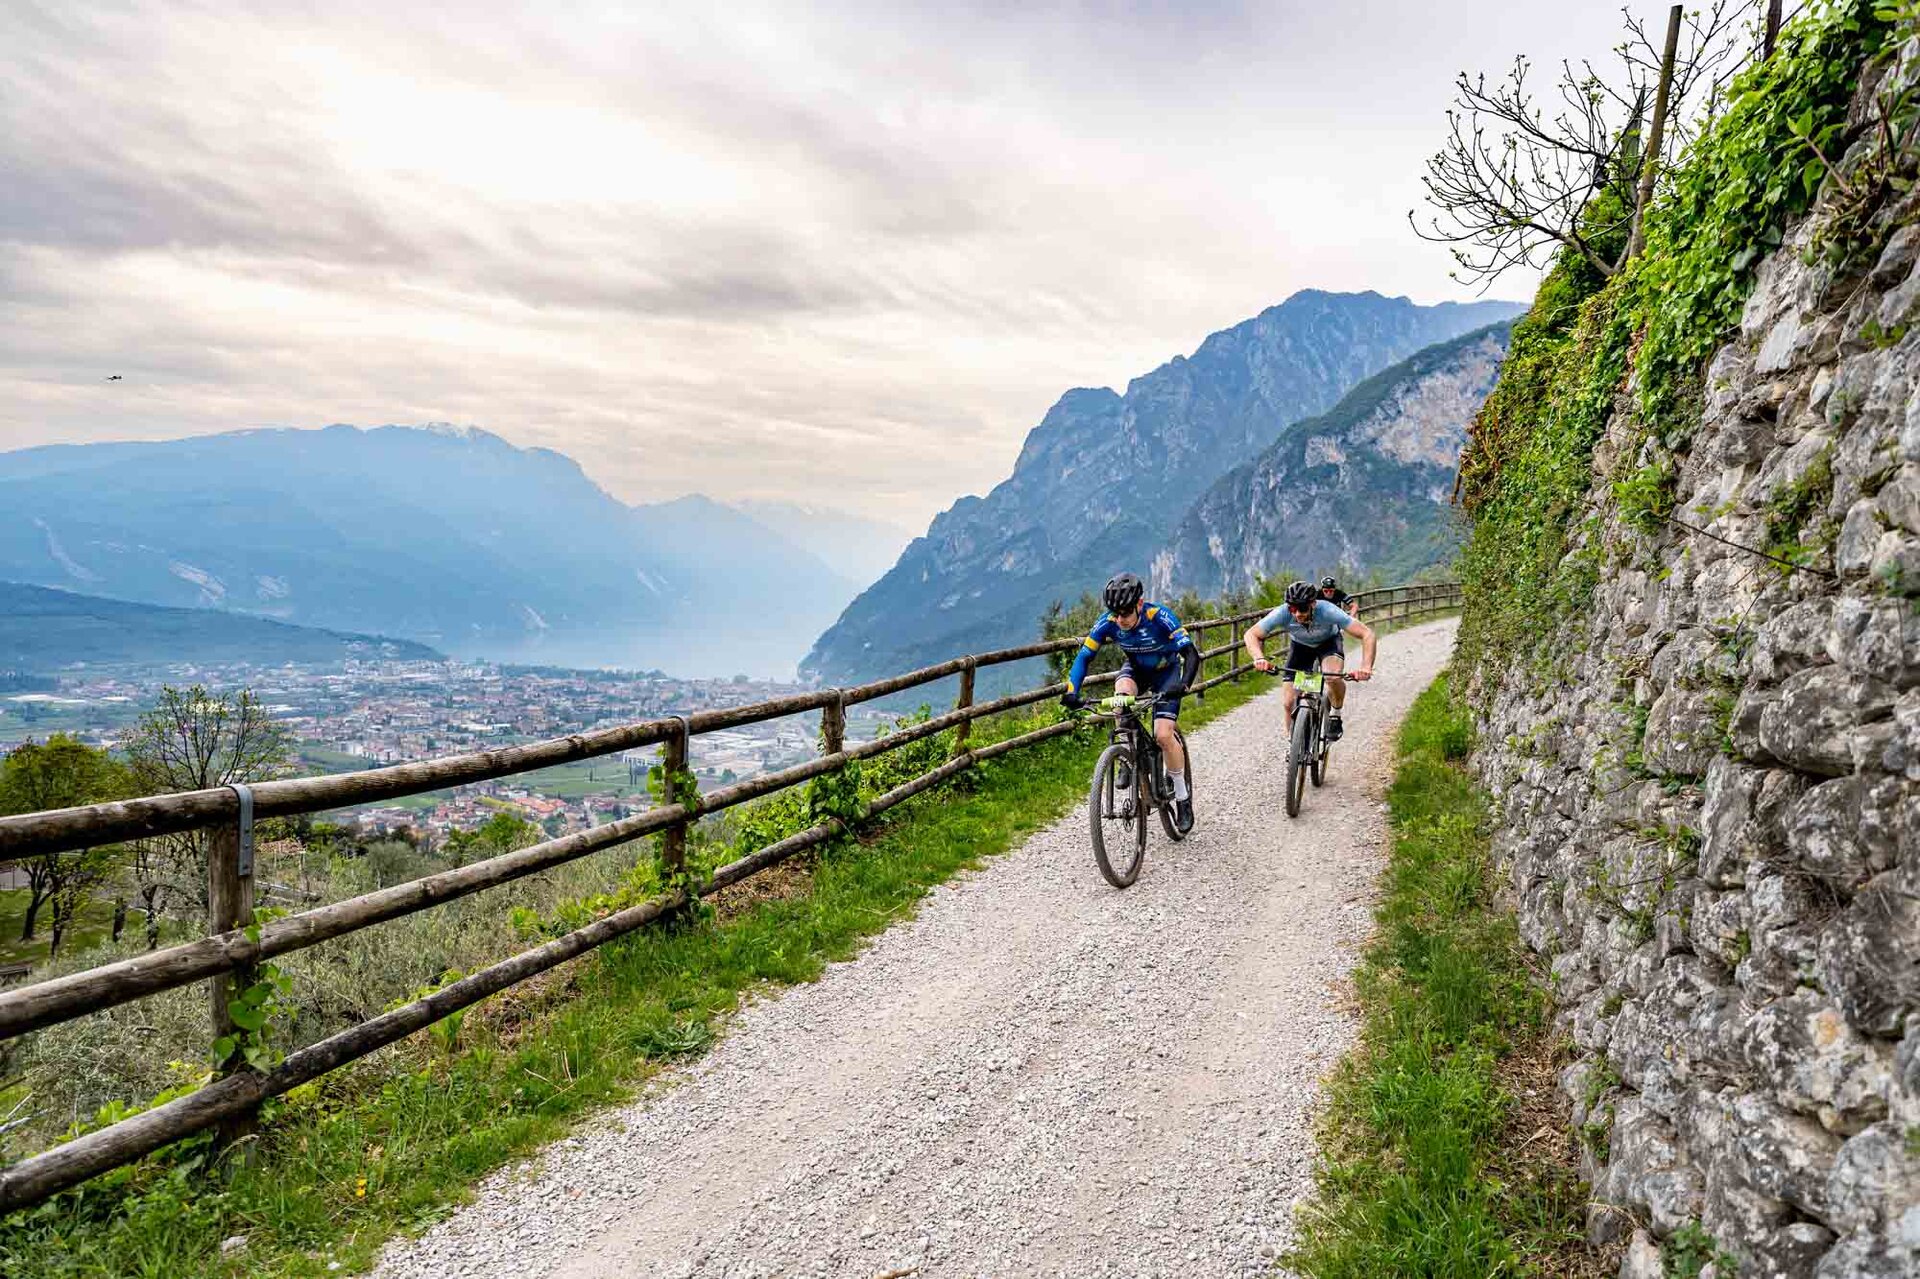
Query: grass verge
1 666 1278 1278
1289 671 1601 1278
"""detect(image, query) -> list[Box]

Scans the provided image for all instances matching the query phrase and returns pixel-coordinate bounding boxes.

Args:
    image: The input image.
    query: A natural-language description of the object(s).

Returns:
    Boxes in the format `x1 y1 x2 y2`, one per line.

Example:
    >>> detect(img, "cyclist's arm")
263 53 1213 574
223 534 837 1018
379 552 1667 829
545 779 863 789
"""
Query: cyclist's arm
1244 619 1274 670
1066 634 1101 695
1179 643 1201 689
1345 619 1377 677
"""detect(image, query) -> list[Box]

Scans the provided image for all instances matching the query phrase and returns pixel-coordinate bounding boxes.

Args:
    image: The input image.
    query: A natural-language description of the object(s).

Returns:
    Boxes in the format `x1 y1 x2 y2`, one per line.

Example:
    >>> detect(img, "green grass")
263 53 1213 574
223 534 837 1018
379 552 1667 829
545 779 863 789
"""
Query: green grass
0 667 1279 1277
1289 672 1590 1278
0 889 126 969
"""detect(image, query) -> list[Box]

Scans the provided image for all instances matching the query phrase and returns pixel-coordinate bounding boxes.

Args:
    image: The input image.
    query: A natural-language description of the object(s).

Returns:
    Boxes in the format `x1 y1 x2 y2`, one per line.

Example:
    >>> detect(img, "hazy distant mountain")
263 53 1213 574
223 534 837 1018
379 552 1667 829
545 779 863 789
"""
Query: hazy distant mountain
0 424 852 677
733 500 915 587
802 290 1525 682
1156 322 1512 597
0 581 443 670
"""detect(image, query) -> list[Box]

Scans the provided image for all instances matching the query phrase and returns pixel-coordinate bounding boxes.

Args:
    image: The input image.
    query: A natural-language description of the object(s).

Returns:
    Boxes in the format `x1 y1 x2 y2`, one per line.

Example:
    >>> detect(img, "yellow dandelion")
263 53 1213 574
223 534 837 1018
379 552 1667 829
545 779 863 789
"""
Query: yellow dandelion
354 1177 368 1199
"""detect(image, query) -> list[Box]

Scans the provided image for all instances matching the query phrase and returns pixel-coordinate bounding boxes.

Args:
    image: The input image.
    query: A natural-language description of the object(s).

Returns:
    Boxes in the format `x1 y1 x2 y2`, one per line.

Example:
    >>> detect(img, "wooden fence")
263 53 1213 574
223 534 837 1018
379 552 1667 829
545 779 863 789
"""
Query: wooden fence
0 581 1461 1212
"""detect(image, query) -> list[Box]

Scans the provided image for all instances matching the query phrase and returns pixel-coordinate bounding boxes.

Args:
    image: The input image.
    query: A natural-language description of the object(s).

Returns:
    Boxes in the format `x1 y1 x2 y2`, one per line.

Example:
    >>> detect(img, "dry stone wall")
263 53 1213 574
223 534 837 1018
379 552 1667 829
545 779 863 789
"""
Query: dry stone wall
1471 53 1920 1279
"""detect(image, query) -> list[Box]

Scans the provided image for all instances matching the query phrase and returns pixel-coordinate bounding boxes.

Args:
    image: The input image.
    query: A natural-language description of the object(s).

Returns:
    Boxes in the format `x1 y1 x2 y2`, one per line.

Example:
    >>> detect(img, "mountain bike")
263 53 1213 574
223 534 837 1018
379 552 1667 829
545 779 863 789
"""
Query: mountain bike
1079 691 1192 888
1263 663 1357 818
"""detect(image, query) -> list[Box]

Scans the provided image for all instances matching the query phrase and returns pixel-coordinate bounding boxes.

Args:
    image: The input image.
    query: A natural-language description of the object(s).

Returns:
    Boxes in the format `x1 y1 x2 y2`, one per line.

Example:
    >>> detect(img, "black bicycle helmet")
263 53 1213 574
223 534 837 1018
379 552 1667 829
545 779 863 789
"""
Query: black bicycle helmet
1103 572 1145 614
1284 579 1318 609
1319 575 1339 592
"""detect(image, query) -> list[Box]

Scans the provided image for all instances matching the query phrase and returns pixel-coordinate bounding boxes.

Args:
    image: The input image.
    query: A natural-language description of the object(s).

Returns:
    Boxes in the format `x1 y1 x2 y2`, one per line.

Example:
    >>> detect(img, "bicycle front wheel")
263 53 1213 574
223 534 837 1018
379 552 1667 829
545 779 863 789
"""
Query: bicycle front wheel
1090 743 1146 888
1159 728 1192 842
1285 706 1312 818
1311 706 1328 788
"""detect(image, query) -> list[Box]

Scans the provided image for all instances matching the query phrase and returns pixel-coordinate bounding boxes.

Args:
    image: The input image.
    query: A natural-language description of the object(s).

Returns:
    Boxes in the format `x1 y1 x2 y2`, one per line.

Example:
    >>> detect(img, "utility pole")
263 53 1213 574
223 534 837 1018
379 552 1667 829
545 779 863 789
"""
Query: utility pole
1626 4 1683 261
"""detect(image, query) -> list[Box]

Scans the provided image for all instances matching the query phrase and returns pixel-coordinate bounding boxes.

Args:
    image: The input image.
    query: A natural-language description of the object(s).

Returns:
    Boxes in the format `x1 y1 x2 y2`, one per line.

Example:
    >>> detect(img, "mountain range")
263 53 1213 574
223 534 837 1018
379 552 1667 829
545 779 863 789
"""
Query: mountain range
1155 321 1512 596
0 425 861 677
0 581 443 670
801 290 1523 683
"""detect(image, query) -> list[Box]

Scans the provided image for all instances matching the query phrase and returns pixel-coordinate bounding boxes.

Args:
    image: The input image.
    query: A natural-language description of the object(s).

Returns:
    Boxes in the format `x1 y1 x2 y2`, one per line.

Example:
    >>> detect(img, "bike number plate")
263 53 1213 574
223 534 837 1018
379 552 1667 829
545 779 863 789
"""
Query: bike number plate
1291 671 1324 693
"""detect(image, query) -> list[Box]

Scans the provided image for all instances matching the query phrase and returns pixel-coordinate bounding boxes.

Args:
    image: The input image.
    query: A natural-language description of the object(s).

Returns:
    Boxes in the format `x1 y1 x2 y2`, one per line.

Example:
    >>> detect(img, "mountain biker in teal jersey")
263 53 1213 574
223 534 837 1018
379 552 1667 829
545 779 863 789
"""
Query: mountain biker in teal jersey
1060 572 1201 833
1243 579 1376 742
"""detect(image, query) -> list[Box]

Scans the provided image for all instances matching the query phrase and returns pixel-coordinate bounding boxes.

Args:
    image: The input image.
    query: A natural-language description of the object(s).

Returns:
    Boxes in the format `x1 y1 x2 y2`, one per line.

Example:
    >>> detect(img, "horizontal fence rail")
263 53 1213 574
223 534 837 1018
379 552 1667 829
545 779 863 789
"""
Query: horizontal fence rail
0 581 1460 1211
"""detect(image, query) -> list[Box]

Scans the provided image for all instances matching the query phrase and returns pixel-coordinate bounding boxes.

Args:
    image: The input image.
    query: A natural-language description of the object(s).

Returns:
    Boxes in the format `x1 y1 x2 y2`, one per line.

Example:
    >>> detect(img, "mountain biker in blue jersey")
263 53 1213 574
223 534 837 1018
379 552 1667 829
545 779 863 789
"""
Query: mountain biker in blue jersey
1243 579 1376 742
1060 572 1201 833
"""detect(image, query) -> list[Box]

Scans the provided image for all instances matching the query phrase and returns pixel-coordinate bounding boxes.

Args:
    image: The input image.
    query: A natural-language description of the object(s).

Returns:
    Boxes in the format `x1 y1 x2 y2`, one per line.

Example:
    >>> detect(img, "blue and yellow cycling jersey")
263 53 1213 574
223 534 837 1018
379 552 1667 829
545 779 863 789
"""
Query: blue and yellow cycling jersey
1067 602 1193 694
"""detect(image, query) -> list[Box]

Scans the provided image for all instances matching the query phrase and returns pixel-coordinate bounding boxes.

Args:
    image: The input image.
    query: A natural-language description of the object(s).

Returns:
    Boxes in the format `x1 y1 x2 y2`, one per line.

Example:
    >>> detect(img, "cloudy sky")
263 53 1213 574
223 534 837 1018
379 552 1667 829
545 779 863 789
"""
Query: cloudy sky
2 1 1657 528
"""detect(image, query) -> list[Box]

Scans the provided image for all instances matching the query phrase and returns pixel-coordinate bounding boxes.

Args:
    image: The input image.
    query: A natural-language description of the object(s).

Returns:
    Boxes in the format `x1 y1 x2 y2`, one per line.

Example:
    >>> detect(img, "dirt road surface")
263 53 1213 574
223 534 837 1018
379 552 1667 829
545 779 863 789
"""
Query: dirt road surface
375 619 1457 1279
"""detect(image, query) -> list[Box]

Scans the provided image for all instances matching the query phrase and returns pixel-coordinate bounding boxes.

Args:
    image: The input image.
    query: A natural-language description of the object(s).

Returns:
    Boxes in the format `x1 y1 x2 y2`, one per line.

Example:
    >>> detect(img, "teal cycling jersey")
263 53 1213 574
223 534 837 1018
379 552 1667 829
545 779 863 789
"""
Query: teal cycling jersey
1067 603 1193 694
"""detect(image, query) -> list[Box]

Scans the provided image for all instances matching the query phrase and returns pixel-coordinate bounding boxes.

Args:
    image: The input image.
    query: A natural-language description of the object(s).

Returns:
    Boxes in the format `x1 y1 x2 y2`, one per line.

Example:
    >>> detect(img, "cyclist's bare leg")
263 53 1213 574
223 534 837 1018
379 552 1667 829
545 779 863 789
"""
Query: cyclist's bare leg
1281 682 1298 723
1154 716 1185 774
1116 674 1140 697
1324 654 1347 710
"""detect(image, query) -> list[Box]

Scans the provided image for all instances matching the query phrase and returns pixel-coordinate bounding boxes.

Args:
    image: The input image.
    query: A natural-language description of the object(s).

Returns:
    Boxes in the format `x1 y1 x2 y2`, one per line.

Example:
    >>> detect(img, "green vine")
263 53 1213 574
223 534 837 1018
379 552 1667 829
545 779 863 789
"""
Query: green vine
806 763 865 828
646 762 702 812
1456 0 1898 691
211 909 294 1072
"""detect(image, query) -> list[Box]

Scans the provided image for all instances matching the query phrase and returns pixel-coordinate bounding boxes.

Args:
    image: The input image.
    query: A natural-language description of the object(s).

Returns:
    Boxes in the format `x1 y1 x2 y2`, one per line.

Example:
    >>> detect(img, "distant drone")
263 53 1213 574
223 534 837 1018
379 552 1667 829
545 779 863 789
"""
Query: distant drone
105 374 122 381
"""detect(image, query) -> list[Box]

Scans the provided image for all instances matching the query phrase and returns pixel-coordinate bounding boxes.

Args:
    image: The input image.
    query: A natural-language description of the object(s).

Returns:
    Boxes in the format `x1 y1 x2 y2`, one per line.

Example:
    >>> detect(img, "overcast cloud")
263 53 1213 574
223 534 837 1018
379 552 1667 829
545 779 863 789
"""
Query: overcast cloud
2 1 1658 526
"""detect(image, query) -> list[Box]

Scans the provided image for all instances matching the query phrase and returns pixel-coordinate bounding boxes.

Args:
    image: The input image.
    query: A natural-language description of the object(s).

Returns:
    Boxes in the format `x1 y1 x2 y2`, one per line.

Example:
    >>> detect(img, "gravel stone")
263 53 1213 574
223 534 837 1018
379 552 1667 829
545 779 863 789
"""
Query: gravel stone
372 621 1457 1279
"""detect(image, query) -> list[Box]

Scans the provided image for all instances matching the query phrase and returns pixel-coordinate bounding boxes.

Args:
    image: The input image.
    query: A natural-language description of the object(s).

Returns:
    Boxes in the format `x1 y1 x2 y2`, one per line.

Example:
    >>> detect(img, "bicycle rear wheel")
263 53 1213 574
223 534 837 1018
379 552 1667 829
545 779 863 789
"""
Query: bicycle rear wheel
1158 727 1192 842
1090 743 1146 888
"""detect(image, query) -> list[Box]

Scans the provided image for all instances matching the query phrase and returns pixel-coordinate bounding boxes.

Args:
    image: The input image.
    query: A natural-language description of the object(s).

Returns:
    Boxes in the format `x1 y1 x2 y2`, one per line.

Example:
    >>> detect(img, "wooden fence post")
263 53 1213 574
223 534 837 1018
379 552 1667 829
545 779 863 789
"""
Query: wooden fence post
951 660 976 759
208 804 258 1155
821 691 846 757
660 722 688 879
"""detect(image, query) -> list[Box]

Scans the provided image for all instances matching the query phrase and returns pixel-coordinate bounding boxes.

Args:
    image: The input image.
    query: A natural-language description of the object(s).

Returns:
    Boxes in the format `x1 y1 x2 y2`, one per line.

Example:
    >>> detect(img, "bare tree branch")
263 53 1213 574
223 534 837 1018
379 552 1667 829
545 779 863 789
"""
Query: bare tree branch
1414 1 1749 289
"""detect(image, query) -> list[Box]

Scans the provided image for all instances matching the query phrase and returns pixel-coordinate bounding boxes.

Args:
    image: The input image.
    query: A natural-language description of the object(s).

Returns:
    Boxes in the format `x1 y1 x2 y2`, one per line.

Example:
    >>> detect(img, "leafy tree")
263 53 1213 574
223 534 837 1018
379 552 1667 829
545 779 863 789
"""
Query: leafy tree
122 685 293 935
441 812 538 867
0 734 131 947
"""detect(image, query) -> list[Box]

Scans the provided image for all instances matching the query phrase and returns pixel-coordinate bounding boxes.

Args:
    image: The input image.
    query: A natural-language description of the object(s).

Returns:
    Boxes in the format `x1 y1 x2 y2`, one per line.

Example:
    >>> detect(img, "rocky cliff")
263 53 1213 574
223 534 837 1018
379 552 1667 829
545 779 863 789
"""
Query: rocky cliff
1154 322 1509 597
1457 10 1920 1276
802 290 1523 683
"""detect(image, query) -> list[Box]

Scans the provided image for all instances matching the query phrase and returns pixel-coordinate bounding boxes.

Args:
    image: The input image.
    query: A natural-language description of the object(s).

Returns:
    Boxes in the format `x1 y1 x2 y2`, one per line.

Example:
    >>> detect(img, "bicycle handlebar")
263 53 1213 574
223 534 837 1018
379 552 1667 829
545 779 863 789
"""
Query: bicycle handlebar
1255 666 1363 681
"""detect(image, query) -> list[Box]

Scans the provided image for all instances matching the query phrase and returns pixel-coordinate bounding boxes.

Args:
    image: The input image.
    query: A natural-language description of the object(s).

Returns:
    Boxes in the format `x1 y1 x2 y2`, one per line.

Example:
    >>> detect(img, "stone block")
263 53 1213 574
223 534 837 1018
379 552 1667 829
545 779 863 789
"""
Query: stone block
1731 1093 1843 1219
1693 889 1751 969
1838 500 1884 577
1736 990 1895 1135
1820 858 1920 1037
1784 774 1907 889
1825 1121 1920 1236
1828 595 1920 692
1879 469 1920 534
1755 601 1838 684
1758 666 1898 777
1645 687 1726 776
1867 529 1920 594
1619 1228 1662 1279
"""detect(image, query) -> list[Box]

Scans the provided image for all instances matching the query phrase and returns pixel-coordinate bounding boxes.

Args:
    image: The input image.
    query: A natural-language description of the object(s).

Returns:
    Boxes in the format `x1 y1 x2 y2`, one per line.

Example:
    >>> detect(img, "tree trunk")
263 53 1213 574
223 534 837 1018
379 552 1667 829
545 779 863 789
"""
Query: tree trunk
112 898 128 943
19 889 44 943
1626 5 1683 260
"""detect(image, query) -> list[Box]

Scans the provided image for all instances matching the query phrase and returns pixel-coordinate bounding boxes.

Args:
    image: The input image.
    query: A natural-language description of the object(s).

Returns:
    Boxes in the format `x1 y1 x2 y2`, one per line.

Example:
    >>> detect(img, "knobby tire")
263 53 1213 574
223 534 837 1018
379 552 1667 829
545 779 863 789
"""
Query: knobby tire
1286 706 1311 818
1090 743 1145 888
1311 703 1328 788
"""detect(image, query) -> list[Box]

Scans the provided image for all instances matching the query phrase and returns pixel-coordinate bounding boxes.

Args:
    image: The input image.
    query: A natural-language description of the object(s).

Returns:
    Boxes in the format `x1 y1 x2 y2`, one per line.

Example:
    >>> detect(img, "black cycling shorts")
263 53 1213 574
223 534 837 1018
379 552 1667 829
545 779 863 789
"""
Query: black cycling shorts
1284 636 1343 673
1118 657 1183 721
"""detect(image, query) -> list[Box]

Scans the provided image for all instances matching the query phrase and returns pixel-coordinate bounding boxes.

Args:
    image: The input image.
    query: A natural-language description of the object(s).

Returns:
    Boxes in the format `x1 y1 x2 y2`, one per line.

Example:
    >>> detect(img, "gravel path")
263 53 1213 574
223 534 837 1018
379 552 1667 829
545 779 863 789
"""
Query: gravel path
374 619 1458 1279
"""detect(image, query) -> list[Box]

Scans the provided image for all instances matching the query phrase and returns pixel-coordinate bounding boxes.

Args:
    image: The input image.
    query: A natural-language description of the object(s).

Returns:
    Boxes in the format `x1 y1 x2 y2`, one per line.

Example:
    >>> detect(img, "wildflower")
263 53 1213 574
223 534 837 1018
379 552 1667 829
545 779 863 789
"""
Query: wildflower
354 1176 368 1199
